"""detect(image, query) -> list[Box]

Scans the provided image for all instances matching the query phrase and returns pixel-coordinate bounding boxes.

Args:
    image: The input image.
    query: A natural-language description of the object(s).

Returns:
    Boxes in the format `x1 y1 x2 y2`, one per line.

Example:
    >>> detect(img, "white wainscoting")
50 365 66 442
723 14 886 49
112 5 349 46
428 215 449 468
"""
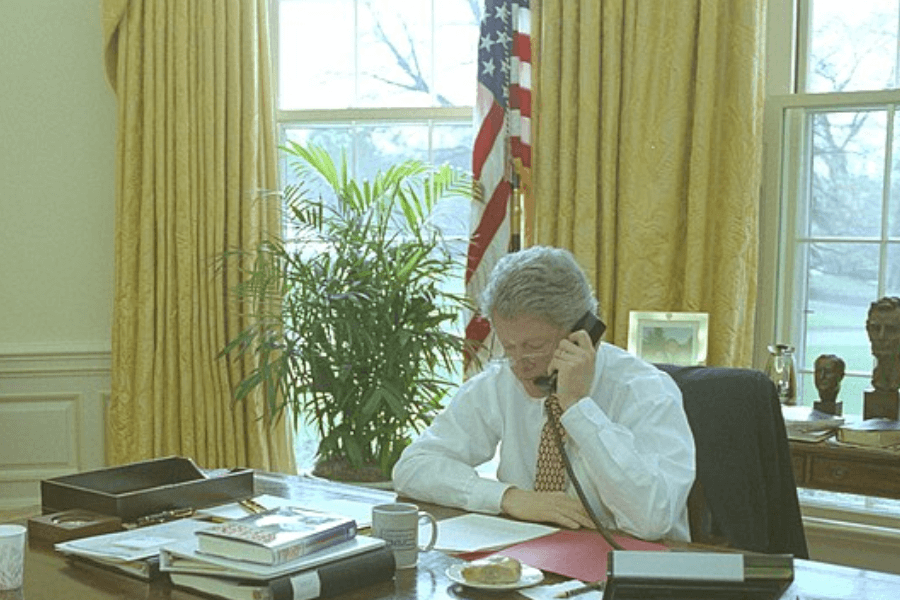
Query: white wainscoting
802 503 900 575
0 345 109 510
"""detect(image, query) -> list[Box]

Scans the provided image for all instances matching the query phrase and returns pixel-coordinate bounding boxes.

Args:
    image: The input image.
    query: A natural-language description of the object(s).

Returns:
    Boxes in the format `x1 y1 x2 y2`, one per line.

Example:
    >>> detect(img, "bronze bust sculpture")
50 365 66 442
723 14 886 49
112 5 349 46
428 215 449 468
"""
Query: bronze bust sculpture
863 296 900 420
814 354 845 403
866 296 900 392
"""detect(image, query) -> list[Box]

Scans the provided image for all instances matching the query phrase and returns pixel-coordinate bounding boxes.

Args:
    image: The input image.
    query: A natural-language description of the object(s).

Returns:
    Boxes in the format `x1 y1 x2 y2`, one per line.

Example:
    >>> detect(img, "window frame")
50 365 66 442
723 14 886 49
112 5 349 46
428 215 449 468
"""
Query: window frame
759 0 900 521
758 1 900 373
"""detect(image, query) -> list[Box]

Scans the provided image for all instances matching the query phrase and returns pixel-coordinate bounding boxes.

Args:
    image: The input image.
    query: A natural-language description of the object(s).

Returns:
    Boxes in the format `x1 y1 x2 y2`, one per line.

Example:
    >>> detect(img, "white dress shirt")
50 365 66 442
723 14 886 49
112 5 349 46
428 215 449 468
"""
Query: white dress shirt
392 342 696 542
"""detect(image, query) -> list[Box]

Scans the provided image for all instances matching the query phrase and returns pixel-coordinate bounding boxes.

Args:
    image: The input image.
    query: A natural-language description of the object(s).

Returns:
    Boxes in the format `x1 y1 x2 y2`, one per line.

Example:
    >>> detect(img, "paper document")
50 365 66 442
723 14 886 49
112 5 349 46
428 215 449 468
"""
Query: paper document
423 513 557 553
56 518 208 562
520 580 604 600
195 493 379 528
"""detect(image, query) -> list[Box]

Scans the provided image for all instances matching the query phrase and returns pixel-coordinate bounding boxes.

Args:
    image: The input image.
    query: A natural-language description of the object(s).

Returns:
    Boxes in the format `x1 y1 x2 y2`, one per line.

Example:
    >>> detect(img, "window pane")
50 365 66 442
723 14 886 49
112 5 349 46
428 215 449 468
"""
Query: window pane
431 123 474 240
810 111 886 238
279 0 355 110
281 125 353 239
357 0 434 107
891 110 900 237
434 0 481 106
804 242 878 379
889 243 900 295
806 0 900 93
360 122 431 171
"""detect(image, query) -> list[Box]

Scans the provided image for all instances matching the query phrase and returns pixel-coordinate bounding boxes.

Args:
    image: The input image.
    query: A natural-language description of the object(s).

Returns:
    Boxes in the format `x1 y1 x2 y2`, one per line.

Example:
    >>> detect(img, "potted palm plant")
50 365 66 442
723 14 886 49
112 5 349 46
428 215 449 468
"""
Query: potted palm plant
222 142 474 482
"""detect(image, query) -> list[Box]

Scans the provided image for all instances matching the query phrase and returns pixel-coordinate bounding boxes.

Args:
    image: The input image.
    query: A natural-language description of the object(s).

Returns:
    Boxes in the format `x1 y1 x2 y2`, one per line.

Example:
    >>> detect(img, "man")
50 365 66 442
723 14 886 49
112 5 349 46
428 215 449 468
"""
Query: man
814 354 845 404
866 296 900 392
392 247 696 542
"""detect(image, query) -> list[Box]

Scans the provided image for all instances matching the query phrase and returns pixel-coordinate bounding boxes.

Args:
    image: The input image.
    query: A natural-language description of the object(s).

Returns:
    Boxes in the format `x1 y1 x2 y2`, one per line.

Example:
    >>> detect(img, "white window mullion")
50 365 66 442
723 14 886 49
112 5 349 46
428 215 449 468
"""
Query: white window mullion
878 105 896 297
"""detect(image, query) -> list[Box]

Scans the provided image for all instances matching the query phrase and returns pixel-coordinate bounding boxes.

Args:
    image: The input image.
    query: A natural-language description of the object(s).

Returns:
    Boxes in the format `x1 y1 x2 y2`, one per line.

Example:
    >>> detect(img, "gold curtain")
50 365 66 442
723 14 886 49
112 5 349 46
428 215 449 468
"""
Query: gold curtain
102 0 296 471
532 0 765 366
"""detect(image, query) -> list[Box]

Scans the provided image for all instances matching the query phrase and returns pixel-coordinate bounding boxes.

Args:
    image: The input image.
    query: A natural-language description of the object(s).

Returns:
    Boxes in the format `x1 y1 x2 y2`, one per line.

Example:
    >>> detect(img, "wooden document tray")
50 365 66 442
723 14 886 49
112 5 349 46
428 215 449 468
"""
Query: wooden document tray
41 456 254 522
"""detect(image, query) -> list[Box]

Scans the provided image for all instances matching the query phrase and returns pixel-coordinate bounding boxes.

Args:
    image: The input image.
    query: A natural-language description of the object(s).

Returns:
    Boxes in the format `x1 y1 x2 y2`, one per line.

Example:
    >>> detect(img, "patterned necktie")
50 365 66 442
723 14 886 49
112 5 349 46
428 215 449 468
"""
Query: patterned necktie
534 394 567 492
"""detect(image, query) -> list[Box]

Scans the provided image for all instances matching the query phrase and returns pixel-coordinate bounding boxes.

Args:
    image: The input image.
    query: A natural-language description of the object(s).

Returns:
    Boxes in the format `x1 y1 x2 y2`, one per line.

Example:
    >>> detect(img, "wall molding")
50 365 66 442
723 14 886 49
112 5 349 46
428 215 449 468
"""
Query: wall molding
0 344 111 378
0 347 110 510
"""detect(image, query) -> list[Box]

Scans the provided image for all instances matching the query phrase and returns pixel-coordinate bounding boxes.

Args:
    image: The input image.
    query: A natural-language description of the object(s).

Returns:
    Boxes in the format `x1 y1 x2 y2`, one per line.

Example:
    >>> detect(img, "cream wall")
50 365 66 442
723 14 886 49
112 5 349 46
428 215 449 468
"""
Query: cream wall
0 0 114 351
0 0 114 506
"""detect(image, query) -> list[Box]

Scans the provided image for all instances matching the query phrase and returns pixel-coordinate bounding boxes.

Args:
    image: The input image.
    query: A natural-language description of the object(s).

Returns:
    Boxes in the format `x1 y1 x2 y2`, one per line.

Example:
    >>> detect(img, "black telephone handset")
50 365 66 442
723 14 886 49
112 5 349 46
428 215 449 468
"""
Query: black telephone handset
533 311 606 395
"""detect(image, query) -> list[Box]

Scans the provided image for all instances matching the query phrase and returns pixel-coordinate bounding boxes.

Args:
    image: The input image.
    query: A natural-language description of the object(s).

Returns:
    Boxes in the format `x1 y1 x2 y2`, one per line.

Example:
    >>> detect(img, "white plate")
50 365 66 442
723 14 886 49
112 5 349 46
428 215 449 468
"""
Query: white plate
446 563 544 590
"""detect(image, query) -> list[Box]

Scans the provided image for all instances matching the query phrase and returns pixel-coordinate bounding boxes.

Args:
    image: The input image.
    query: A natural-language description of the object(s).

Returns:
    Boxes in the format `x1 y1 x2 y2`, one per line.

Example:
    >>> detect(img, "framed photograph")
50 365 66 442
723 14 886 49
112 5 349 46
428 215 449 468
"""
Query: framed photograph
627 311 709 366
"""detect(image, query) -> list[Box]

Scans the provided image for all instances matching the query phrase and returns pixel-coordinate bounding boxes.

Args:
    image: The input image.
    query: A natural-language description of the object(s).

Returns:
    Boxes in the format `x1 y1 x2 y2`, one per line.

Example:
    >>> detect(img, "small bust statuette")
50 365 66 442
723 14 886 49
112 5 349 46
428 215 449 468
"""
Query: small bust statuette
814 354 845 404
866 296 900 392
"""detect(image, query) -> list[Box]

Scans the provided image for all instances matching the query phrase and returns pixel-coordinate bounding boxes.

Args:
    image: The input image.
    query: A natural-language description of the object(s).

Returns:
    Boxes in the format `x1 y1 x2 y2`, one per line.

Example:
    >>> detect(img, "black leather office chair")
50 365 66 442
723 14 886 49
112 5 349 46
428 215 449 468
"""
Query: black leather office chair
656 364 809 558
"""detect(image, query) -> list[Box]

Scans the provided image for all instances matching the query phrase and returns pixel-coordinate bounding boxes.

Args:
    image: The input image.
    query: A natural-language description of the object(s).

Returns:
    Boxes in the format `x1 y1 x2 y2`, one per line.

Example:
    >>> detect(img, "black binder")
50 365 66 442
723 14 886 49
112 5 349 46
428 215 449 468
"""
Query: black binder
601 551 793 600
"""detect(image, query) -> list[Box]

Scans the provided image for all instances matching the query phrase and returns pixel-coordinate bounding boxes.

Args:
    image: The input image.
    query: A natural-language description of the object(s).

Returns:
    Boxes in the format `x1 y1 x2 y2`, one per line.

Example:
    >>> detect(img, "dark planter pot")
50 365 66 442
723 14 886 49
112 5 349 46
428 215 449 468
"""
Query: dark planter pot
312 456 391 485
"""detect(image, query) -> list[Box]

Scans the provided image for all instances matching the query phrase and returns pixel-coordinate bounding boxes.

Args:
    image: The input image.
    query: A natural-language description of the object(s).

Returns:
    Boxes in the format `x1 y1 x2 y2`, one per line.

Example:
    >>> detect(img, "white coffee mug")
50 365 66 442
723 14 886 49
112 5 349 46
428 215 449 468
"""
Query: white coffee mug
0 524 26 590
371 502 438 569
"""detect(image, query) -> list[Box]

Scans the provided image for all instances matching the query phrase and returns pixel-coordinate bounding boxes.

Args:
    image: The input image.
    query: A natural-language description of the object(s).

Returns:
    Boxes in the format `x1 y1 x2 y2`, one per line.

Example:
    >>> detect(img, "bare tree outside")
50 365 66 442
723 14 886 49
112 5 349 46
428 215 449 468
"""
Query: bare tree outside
791 1 900 414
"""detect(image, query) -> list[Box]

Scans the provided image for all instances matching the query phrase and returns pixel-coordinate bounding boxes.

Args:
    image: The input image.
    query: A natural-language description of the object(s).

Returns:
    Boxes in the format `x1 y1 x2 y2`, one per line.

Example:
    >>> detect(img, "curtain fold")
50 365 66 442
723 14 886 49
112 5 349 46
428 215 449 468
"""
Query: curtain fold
102 0 295 472
532 0 765 366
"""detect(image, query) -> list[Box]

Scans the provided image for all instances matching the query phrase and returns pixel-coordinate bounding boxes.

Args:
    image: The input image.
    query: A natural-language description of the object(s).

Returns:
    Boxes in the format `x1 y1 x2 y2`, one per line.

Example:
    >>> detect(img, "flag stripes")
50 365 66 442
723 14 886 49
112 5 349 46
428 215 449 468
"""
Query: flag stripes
465 0 531 370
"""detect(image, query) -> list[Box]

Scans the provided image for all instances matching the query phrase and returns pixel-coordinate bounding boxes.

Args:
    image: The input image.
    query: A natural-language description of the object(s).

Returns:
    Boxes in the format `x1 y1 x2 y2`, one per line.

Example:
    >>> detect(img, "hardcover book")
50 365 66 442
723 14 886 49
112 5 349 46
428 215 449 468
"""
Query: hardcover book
195 507 358 565
160 534 387 580
837 418 900 448
168 544 396 600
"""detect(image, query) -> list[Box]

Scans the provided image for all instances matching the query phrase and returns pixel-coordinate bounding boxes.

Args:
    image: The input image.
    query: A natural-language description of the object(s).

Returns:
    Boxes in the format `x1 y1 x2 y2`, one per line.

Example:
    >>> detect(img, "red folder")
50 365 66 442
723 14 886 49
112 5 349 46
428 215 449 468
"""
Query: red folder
459 530 668 582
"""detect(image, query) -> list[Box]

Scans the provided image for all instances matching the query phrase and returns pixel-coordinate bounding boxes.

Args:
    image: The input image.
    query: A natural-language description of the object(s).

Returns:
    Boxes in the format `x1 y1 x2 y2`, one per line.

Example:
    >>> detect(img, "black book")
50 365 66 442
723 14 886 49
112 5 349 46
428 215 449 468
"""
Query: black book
169 544 396 600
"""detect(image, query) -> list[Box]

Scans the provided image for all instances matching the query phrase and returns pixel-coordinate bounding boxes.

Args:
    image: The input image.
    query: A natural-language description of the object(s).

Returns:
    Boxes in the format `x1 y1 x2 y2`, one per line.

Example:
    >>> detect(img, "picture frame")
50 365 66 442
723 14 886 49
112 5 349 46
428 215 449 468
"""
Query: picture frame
627 311 709 366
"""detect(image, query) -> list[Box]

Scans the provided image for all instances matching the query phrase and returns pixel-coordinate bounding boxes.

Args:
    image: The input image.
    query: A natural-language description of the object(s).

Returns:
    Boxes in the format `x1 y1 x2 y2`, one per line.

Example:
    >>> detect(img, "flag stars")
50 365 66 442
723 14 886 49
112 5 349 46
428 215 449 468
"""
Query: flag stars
494 2 511 23
482 57 497 78
480 33 495 52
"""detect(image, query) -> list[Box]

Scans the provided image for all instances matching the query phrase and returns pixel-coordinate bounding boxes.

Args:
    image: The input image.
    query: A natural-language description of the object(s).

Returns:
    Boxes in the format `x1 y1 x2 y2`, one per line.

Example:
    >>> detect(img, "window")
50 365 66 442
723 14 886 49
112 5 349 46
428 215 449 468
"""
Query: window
764 0 900 517
766 0 900 416
272 0 480 469
274 0 479 242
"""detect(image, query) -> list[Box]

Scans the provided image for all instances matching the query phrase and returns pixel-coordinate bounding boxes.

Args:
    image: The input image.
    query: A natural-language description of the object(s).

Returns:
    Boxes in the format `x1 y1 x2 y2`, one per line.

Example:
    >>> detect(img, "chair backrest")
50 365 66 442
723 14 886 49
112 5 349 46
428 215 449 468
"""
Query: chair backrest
656 364 809 558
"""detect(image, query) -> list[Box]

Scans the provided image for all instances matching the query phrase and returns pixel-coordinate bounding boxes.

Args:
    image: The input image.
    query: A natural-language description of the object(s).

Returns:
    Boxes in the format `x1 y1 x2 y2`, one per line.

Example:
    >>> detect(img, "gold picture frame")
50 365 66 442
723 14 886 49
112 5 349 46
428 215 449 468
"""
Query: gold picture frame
627 311 709 366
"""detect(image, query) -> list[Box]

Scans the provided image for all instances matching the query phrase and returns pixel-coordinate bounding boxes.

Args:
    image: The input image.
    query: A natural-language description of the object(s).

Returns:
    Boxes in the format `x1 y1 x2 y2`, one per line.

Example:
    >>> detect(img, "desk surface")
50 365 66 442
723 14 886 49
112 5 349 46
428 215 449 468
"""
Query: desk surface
7 471 900 600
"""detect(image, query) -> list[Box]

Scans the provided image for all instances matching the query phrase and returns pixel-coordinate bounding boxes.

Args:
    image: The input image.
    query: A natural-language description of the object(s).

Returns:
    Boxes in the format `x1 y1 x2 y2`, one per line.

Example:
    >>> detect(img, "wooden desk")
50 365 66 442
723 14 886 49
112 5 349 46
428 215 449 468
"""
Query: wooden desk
8 471 900 600
789 438 900 499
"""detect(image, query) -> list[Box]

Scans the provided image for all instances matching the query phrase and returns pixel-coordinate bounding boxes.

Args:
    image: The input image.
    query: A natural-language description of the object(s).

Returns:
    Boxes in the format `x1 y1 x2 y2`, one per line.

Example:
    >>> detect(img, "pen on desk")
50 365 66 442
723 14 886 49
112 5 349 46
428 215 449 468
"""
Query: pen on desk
554 581 605 598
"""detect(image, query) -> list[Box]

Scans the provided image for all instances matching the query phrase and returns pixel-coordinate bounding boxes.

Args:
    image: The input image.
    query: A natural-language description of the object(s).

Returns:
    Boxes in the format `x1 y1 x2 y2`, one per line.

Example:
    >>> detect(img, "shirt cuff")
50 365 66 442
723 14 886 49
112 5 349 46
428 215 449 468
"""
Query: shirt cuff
466 477 514 514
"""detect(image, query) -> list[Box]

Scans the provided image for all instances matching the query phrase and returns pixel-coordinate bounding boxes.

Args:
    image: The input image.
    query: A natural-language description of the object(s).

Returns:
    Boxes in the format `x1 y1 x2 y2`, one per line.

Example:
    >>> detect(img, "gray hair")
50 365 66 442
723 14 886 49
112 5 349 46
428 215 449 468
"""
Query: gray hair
480 246 598 329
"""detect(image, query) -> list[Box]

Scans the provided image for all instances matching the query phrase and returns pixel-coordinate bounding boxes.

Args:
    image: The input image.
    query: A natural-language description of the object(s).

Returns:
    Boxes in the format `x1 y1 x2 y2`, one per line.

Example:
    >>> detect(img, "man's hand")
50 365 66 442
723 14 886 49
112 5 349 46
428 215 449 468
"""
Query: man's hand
501 487 594 529
549 329 596 410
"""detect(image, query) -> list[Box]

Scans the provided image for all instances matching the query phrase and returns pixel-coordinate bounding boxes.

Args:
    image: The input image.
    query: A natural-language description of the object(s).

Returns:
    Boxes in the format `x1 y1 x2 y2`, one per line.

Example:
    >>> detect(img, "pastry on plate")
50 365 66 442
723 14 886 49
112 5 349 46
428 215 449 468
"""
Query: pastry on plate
460 556 523 585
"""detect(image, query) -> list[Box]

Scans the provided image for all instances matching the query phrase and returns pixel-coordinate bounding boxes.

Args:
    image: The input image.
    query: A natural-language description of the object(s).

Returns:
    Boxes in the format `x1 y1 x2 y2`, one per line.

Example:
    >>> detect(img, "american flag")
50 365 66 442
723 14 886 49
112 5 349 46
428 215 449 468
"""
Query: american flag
465 0 532 371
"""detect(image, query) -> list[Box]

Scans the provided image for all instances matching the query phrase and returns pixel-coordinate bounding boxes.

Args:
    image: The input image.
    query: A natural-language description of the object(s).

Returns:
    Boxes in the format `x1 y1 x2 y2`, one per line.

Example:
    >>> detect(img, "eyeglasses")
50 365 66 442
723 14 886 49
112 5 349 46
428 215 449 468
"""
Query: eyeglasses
497 339 558 365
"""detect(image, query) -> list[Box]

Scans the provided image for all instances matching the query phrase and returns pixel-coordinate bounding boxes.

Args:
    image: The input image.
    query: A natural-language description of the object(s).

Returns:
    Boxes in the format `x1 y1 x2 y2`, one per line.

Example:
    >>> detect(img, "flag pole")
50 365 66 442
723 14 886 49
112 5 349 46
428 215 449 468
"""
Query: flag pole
509 170 521 252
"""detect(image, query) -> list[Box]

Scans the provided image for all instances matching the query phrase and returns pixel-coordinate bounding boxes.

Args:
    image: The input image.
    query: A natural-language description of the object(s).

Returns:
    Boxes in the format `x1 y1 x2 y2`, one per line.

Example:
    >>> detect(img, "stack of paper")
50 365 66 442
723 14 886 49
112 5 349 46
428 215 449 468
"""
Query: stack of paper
53 492 397 599
55 518 209 580
426 513 558 553
782 405 845 442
